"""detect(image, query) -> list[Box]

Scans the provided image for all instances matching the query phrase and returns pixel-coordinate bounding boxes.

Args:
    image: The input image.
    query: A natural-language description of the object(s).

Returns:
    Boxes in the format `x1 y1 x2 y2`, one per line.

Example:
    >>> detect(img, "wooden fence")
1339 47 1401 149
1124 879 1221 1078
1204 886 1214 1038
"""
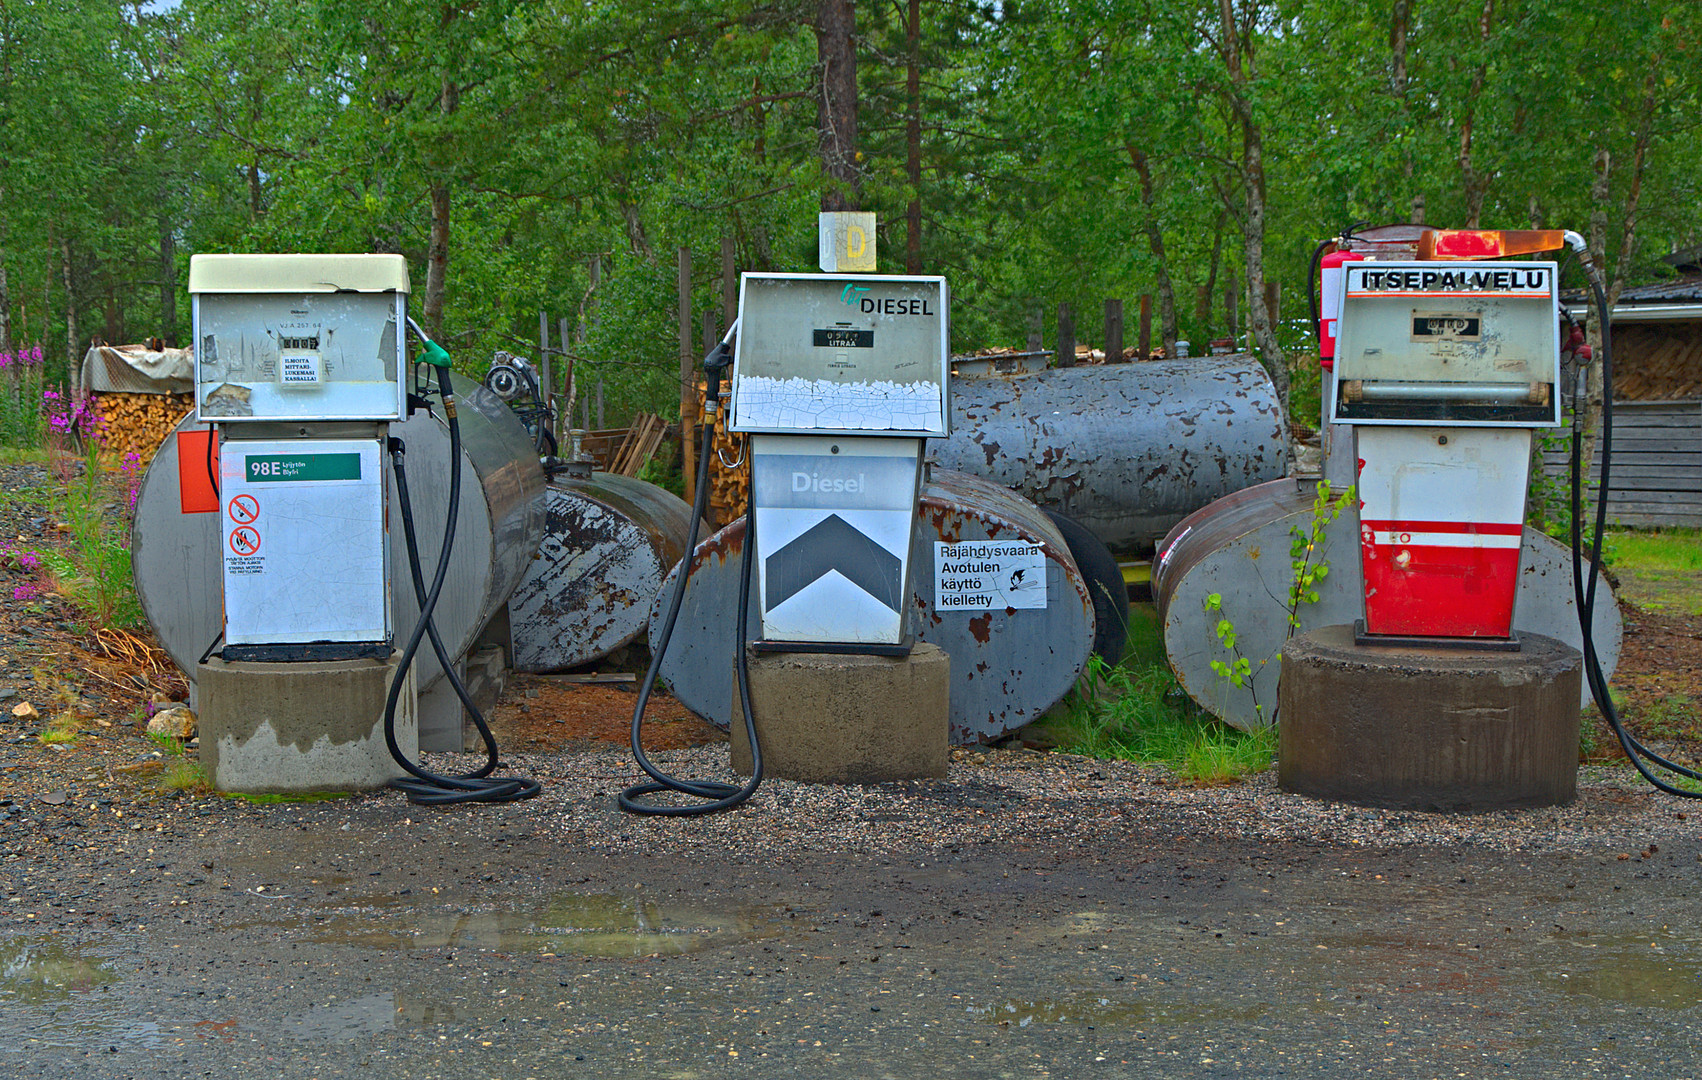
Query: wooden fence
1540 399 1702 527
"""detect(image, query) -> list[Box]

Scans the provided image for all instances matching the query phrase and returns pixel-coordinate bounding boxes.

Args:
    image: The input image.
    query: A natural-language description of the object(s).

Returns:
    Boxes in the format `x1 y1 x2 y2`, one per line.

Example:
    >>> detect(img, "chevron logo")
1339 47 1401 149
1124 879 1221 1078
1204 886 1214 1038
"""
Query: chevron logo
764 514 903 613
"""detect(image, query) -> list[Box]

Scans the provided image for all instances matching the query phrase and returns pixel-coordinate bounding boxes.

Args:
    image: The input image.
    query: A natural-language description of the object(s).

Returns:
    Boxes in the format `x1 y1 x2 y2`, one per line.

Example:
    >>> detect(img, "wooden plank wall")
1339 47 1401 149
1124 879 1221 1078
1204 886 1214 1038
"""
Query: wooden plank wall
1540 400 1702 527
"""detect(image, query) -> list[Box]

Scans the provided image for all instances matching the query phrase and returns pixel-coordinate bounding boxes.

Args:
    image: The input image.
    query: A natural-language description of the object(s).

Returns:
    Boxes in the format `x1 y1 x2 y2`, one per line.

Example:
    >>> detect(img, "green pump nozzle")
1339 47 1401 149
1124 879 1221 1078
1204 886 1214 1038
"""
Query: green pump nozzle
406 317 453 368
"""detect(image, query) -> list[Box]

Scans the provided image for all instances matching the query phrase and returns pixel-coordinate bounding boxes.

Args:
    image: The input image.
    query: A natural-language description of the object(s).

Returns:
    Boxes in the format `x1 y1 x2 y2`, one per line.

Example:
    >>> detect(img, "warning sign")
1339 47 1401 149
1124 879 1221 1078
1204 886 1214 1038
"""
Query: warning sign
229 526 261 556
934 541 1046 610
228 494 259 524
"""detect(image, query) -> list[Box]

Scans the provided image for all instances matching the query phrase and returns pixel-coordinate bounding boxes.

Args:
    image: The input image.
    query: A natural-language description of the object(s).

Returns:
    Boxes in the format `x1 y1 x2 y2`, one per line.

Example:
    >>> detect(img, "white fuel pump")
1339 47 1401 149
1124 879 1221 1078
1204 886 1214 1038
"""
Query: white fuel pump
621 251 950 815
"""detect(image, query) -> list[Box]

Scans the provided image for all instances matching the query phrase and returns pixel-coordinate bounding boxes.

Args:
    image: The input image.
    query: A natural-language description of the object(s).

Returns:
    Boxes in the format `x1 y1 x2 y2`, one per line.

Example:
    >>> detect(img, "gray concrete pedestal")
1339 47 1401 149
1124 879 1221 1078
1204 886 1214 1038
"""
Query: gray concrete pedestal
1278 625 1581 811
730 643 950 784
197 653 416 793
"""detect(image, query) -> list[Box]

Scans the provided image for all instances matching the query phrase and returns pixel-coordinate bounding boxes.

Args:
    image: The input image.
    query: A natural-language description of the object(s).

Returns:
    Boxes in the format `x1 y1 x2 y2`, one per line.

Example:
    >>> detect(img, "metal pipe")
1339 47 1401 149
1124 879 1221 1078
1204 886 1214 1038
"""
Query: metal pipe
1343 380 1550 405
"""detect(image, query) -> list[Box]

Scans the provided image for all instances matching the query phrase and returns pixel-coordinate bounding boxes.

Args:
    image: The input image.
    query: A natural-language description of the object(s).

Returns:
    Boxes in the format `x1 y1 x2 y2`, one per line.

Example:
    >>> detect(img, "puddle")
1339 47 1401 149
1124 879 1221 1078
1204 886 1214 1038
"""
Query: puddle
967 995 1266 1028
1551 936 1702 1009
0 937 165 1053
0 938 118 1004
279 991 400 1042
300 892 777 957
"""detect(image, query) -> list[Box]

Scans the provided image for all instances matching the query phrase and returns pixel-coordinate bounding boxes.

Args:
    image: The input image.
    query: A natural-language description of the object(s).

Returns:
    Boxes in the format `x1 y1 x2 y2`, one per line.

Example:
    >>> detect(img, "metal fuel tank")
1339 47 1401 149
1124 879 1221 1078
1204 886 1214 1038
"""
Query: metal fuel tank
131 373 545 691
930 356 1289 554
648 468 1095 744
1152 477 1622 729
506 471 698 672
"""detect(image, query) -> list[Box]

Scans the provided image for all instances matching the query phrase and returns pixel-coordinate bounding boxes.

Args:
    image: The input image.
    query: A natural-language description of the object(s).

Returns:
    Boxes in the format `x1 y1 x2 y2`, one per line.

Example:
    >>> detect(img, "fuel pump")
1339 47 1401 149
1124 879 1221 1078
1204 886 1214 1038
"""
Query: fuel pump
1320 228 1702 798
189 254 536 803
623 268 950 815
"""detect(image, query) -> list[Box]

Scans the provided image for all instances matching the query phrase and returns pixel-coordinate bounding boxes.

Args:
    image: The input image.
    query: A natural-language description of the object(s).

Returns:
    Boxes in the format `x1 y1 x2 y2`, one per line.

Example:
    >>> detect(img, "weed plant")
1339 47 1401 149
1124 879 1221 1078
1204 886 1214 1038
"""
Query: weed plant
1053 652 1276 786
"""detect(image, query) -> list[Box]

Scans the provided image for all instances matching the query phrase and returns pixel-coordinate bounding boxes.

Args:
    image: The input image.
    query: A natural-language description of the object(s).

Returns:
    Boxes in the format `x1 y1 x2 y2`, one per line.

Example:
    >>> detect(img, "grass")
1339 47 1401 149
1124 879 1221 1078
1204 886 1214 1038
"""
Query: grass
1605 527 1702 616
36 710 81 745
1609 528 1702 573
219 790 355 804
1046 605 1277 786
159 759 209 794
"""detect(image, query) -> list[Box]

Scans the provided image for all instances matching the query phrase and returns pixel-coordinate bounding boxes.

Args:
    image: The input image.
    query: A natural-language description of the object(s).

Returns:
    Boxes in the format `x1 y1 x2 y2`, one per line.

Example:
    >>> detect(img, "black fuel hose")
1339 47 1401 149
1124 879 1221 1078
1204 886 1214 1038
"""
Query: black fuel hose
381 362 541 804
1570 255 1702 797
620 341 763 816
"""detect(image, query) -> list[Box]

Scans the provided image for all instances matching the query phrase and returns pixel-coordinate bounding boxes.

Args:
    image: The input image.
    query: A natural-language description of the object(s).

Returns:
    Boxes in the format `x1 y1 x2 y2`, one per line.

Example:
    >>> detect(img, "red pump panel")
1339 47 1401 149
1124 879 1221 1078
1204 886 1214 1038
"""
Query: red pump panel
176 429 219 514
1318 250 1365 368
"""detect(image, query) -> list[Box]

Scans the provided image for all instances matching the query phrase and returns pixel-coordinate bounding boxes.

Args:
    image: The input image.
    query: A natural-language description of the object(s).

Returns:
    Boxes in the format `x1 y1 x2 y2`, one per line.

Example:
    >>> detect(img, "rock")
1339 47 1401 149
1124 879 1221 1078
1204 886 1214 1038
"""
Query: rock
0 688 15 701
39 791 66 805
147 706 196 740
10 701 37 721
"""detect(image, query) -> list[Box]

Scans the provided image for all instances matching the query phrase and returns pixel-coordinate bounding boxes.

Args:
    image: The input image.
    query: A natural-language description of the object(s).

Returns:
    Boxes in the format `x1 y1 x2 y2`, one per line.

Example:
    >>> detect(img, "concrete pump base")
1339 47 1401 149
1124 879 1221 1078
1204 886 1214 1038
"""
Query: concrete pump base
730 643 950 784
197 653 416 793
1278 624 1581 811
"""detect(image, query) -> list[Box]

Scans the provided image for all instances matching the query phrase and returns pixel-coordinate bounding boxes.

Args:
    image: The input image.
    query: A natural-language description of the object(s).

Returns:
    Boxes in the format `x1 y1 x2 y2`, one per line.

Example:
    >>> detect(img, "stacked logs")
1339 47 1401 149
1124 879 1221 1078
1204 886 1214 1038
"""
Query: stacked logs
701 382 749 527
95 393 194 466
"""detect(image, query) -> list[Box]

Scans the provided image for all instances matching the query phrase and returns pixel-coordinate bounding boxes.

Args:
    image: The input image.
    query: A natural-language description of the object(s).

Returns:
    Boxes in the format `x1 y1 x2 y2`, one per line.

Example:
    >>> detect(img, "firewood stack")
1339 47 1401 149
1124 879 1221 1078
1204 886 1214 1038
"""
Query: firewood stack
95 392 194 466
702 381 749 527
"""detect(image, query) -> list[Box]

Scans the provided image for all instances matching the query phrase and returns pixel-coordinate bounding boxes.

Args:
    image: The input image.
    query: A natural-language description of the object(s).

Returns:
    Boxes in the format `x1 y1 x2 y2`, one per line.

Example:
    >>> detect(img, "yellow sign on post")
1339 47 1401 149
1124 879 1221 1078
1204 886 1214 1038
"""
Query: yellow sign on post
818 212 877 273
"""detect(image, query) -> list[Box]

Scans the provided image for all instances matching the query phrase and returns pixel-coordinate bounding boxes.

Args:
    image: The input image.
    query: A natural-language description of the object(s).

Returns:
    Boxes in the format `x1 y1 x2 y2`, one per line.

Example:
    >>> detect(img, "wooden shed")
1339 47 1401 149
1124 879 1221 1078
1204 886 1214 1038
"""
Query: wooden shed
1551 260 1702 527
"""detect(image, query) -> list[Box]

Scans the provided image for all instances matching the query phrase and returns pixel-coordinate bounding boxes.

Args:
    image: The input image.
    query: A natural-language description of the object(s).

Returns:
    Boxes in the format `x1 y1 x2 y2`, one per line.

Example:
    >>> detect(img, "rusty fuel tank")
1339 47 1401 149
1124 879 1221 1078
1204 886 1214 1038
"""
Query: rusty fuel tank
648 468 1095 744
507 471 697 672
1152 477 1622 730
929 356 1288 555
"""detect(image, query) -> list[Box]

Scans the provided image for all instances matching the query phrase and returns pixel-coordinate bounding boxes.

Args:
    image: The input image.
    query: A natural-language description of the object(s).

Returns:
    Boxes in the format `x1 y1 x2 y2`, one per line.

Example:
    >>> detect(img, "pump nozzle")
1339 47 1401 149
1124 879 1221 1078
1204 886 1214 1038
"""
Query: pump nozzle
702 317 739 408
405 316 453 368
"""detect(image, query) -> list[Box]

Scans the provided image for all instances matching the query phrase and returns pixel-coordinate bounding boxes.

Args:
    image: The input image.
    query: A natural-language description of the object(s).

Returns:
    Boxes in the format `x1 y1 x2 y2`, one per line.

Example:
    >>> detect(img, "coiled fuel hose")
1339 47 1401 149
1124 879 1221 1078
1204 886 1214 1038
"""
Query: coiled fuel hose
380 324 541 804
620 323 764 816
1566 233 1702 797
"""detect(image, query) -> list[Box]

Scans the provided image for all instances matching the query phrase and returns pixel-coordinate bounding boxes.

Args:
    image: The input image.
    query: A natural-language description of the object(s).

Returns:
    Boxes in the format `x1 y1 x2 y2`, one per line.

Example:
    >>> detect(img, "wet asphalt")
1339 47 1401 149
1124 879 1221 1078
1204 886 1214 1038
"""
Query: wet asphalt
4 789 1701 1080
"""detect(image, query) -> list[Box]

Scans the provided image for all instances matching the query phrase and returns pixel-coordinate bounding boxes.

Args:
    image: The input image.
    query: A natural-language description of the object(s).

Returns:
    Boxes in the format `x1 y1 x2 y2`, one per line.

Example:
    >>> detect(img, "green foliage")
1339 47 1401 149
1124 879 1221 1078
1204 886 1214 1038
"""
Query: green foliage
1201 481 1354 724
44 441 144 630
1055 653 1275 786
634 440 683 499
0 0 1692 421
1287 481 1354 630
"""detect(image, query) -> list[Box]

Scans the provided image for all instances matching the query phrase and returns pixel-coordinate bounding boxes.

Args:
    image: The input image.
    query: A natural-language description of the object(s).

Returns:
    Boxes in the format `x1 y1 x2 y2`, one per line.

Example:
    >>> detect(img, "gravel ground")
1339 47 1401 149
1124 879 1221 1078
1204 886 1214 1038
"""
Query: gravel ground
441 745 1698 863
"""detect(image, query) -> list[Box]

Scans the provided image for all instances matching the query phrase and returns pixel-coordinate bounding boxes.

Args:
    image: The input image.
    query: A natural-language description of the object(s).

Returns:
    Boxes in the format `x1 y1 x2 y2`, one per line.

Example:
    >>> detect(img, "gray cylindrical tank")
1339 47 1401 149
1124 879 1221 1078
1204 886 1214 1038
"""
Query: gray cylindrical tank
507 471 697 672
1152 477 1621 730
131 374 545 691
930 357 1289 555
648 468 1095 744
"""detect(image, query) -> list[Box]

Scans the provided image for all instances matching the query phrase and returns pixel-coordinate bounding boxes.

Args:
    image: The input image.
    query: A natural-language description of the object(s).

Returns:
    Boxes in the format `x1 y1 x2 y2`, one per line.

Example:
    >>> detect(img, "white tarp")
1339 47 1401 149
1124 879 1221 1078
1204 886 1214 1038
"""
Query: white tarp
81 343 194 394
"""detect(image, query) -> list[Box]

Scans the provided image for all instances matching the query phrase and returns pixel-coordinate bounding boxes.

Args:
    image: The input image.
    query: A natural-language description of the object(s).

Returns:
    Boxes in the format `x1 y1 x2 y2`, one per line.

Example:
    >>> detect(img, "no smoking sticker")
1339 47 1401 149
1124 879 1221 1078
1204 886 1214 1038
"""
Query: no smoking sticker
228 494 259 524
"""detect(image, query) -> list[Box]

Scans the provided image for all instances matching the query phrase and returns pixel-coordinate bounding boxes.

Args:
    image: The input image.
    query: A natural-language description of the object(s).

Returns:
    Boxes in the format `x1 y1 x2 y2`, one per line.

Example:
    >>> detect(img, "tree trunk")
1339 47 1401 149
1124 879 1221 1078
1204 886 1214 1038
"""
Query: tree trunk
426 181 450 338
1611 69 1659 306
424 76 460 338
1457 0 1495 228
61 237 76 374
816 0 859 211
903 0 922 272
1215 0 1289 421
1578 147 1612 505
158 215 177 347
1126 145 1178 357
1390 0 1423 221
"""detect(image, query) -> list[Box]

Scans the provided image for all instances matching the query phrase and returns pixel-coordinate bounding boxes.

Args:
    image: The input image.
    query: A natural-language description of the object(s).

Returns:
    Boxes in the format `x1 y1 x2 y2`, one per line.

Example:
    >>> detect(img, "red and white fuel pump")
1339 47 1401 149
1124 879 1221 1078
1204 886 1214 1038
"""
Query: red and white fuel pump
1325 229 1567 643
1283 226 1702 805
